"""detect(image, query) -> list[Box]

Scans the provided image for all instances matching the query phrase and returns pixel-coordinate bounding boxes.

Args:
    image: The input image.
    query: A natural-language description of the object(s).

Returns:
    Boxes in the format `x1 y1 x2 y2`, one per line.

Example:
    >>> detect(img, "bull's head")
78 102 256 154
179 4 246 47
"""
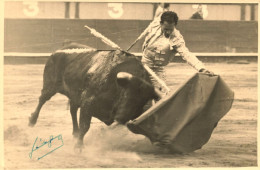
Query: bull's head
114 72 161 124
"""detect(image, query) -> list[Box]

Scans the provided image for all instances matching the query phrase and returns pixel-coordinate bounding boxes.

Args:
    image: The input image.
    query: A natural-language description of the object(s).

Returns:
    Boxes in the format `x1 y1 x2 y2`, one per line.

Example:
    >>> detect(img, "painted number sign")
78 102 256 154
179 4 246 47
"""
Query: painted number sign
108 3 124 18
23 1 39 17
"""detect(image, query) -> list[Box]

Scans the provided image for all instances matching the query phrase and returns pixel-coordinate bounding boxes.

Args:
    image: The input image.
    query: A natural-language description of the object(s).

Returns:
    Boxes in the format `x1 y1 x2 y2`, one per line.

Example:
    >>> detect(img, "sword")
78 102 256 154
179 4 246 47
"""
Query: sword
126 23 151 51
126 38 139 51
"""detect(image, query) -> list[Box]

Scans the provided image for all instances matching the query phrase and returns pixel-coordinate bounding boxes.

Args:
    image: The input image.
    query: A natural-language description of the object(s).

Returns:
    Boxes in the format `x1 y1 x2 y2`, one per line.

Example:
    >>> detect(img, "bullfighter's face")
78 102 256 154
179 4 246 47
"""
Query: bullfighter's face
160 21 175 38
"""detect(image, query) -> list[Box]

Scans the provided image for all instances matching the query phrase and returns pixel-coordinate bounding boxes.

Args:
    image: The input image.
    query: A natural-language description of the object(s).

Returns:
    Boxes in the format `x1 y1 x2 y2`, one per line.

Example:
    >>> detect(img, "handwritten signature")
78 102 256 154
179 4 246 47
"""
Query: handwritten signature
29 134 64 160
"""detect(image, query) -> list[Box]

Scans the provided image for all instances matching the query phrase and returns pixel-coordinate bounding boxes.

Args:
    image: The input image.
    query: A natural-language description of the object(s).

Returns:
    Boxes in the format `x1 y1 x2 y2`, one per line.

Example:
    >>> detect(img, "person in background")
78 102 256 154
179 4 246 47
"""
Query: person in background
138 11 214 96
190 4 204 19
154 3 170 19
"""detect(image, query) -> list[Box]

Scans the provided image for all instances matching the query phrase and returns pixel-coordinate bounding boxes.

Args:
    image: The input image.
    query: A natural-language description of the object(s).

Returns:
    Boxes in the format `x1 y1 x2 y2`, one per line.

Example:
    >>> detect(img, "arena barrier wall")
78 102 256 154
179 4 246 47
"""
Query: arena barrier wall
4 52 258 65
4 19 258 54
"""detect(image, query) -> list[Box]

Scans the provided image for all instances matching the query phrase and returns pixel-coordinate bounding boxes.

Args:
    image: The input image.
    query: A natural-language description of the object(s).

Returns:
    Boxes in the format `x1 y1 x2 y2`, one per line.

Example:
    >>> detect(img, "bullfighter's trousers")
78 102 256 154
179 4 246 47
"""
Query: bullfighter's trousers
141 53 168 96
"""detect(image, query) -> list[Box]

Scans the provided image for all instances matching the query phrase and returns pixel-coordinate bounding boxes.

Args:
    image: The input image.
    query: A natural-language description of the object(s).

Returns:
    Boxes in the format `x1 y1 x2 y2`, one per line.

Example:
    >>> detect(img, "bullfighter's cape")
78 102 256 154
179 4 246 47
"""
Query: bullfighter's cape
127 73 234 153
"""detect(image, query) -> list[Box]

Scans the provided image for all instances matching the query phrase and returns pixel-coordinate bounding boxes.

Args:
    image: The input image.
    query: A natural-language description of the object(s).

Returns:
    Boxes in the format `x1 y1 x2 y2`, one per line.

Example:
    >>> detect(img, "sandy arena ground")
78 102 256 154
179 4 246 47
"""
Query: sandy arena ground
3 61 258 168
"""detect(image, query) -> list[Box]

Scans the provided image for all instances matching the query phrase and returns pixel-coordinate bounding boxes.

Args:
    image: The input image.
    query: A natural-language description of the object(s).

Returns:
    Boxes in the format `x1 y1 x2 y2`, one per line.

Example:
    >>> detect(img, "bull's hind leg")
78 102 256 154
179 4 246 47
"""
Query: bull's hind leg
29 88 56 127
29 57 58 127
75 102 92 151
70 101 79 138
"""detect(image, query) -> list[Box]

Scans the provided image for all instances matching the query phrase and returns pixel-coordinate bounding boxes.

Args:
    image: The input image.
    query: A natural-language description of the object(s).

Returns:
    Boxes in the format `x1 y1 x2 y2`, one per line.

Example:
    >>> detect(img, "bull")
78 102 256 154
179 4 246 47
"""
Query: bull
29 44 160 149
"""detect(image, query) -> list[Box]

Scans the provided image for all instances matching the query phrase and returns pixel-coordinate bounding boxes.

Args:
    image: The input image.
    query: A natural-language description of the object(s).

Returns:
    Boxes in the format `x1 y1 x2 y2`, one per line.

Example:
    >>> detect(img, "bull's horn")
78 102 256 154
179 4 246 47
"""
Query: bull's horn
117 72 133 80
117 72 133 87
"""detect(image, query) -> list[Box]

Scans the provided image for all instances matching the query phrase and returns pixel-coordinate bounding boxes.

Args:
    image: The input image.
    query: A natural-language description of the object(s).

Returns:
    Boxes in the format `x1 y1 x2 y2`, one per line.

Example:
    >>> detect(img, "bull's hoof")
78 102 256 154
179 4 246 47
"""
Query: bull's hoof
28 120 36 127
72 131 79 138
74 143 84 154
28 115 37 127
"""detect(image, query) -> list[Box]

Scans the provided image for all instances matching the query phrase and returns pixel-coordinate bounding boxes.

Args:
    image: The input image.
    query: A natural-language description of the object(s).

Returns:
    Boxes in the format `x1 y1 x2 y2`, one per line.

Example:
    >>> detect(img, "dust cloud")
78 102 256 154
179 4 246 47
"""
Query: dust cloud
74 123 159 164
4 121 162 168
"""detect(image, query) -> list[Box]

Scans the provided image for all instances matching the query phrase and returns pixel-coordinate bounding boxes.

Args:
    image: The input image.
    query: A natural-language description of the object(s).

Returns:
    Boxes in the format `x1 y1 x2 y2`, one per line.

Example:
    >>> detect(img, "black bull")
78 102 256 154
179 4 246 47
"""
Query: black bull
29 46 159 148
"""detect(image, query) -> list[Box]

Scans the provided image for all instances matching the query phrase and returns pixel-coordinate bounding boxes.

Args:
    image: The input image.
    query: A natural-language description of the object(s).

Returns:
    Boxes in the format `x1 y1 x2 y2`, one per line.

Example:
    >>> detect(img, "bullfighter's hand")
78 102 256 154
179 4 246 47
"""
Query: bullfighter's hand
199 68 215 76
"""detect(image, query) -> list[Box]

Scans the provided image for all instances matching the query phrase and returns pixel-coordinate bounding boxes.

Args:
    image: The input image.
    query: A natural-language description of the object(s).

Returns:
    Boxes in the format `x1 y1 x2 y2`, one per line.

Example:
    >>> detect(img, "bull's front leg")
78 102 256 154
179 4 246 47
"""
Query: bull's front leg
74 101 92 152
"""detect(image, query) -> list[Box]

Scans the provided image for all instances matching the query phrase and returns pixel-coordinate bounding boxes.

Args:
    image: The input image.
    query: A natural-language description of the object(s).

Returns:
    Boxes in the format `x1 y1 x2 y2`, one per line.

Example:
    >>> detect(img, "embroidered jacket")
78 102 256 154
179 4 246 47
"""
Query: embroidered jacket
140 16 205 71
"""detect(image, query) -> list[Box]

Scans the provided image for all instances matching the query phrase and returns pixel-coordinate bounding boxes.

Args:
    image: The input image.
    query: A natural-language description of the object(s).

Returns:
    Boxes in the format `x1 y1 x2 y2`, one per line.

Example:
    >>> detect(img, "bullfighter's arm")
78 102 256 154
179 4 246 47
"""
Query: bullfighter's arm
169 30 206 71
171 33 214 75
136 16 161 41
127 16 160 51
176 42 206 71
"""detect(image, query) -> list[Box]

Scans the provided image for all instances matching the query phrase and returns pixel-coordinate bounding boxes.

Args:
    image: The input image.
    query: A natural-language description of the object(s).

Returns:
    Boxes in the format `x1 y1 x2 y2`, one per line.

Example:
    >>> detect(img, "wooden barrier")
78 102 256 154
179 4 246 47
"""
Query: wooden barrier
4 19 258 53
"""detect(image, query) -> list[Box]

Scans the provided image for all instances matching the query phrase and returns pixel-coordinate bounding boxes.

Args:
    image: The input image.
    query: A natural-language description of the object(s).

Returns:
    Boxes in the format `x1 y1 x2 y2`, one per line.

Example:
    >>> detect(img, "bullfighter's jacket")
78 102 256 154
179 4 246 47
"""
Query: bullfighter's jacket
140 15 205 71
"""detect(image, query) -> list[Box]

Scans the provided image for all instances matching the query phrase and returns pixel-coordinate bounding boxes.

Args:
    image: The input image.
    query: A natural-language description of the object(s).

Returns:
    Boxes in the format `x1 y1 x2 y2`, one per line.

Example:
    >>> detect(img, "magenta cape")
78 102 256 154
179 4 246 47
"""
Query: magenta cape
127 73 234 153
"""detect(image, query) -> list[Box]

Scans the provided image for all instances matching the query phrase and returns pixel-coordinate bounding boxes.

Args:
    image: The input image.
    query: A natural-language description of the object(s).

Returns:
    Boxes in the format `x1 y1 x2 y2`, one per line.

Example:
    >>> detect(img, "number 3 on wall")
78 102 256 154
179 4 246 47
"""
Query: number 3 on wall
23 1 39 17
108 3 123 19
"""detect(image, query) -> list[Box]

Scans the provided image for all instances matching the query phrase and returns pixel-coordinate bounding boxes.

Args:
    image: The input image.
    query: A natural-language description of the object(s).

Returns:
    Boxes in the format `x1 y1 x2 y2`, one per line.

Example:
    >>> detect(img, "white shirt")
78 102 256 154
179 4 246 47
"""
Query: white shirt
140 16 206 71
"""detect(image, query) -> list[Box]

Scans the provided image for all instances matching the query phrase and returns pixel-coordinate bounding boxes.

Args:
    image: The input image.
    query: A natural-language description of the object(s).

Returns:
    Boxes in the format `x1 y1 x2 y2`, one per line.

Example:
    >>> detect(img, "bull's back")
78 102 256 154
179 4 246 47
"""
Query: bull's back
42 48 98 93
62 50 113 91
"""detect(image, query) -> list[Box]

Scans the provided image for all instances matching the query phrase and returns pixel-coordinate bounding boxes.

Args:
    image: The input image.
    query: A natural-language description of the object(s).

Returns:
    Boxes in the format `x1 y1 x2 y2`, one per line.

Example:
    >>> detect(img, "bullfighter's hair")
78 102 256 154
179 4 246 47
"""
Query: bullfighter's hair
160 11 179 25
55 48 96 54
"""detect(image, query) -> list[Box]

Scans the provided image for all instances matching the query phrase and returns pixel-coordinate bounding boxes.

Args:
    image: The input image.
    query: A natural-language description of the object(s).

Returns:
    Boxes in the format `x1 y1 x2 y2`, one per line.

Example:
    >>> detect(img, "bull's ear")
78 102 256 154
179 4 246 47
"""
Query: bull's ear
117 72 133 87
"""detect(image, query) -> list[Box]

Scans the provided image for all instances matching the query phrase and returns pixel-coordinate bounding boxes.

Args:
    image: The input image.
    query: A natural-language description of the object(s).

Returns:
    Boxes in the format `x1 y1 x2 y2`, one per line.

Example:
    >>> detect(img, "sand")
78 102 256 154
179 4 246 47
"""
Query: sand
3 61 258 168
